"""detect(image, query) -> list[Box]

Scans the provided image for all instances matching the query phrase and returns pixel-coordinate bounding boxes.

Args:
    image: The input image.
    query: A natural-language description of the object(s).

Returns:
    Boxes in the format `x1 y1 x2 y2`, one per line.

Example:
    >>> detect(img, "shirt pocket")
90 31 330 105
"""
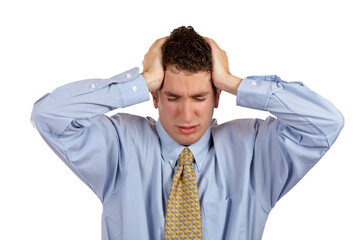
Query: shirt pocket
202 198 230 240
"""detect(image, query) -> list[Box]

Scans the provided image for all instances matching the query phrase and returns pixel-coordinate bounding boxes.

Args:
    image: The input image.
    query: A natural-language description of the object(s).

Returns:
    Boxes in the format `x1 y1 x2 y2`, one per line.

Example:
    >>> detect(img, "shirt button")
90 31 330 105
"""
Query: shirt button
251 81 257 86
90 83 96 89
126 73 132 78
132 86 138 92
198 162 202 167
169 160 174 165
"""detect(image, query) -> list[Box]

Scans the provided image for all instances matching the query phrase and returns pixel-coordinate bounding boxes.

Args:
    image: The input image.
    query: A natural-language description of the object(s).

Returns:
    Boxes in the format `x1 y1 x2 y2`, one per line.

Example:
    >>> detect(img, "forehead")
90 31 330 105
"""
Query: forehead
162 68 212 93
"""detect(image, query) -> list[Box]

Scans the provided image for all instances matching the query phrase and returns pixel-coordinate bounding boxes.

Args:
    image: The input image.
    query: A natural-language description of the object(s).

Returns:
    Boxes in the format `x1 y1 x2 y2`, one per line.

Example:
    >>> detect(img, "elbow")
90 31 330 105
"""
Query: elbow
336 111 345 132
326 108 345 146
30 102 44 131
30 93 73 136
30 93 50 131
332 108 345 135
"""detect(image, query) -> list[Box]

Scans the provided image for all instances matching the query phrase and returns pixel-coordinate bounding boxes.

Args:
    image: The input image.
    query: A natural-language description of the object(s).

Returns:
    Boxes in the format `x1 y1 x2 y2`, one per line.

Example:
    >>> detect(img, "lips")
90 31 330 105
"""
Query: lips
177 125 198 134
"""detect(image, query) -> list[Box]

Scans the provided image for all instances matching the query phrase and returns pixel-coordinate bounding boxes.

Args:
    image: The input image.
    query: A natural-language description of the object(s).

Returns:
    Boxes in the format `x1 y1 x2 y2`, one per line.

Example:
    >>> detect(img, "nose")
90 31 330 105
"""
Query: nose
179 100 193 123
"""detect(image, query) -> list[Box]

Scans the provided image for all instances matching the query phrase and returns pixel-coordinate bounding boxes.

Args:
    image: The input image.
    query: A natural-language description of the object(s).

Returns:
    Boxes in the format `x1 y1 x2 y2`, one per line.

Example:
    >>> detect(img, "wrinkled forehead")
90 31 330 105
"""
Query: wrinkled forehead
161 67 213 92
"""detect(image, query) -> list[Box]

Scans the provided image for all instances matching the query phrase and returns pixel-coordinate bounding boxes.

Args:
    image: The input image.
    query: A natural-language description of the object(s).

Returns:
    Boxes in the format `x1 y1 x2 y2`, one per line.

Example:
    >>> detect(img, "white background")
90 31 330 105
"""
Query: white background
1 0 359 239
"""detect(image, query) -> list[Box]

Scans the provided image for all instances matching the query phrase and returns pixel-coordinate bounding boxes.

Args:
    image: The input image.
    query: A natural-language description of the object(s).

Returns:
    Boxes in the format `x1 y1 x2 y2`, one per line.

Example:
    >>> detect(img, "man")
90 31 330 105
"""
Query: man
31 26 344 239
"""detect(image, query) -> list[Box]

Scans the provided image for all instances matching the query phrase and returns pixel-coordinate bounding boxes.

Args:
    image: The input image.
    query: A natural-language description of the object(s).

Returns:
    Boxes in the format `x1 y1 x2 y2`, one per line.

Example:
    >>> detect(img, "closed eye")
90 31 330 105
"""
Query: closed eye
167 97 179 102
163 91 209 102
163 91 181 102
194 97 206 102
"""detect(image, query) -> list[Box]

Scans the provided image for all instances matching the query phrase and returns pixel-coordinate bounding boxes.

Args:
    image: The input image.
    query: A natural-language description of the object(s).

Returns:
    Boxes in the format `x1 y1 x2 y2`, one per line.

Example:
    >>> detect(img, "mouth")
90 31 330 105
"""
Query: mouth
177 125 198 135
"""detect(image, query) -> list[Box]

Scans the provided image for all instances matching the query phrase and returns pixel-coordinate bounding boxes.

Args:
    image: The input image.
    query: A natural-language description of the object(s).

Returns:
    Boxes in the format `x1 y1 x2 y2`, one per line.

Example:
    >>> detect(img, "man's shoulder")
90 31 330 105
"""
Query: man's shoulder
211 117 276 138
211 118 260 130
110 112 154 122
108 113 157 131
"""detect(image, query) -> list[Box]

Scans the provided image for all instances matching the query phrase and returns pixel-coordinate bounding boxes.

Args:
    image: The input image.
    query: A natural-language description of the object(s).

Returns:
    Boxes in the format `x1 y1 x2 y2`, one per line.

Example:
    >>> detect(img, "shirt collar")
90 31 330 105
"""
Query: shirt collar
156 120 211 172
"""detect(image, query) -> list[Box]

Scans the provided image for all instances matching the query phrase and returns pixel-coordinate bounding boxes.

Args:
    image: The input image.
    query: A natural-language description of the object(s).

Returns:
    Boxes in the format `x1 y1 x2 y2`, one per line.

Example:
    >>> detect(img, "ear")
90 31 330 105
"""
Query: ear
151 91 159 109
214 90 221 108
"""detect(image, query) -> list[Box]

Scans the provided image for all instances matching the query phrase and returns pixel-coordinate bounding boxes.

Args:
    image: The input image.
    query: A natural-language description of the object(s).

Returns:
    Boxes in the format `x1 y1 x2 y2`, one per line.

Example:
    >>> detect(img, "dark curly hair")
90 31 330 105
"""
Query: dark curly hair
162 26 212 73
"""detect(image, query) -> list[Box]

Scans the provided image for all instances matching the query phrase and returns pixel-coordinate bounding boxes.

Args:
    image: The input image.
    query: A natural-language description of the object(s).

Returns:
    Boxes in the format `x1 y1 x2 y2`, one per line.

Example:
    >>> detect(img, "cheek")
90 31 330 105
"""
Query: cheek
159 101 178 118
196 102 215 118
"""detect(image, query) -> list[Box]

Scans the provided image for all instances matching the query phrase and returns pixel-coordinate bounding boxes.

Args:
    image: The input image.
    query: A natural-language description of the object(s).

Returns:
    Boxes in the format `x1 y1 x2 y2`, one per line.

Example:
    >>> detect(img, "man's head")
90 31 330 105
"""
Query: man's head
162 26 212 74
152 26 221 146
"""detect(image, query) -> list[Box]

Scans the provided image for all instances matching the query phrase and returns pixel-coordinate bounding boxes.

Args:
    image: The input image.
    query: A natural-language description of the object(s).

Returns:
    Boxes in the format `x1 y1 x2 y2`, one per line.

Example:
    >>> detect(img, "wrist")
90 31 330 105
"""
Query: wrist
141 72 154 92
221 74 242 95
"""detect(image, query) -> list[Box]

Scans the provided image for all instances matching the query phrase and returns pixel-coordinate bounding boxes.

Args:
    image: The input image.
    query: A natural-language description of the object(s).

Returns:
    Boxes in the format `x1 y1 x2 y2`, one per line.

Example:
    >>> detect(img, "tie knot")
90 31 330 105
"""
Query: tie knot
177 148 194 166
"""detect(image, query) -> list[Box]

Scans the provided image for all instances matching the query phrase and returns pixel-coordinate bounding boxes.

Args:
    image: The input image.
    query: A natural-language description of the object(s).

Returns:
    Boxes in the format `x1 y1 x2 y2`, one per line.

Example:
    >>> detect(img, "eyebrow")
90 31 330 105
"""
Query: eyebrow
163 91 210 98
163 91 181 98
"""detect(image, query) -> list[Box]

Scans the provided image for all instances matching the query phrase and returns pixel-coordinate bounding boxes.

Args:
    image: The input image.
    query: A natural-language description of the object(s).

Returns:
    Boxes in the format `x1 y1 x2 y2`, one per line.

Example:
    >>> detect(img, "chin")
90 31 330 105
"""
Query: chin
177 136 198 146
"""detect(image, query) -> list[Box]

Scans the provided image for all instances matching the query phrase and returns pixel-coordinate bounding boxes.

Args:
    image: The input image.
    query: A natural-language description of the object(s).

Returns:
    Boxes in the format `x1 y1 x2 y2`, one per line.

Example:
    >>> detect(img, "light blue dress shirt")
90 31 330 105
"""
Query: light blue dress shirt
31 67 344 240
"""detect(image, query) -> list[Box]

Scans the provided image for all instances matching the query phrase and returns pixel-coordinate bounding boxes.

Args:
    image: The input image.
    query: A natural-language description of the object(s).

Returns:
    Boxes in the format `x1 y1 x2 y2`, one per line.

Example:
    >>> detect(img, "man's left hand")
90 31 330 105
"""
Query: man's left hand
205 37 242 95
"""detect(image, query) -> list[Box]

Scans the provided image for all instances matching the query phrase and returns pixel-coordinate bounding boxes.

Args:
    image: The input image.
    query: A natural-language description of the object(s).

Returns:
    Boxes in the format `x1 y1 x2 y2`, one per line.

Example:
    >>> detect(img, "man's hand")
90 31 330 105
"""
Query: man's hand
205 37 242 95
141 37 168 92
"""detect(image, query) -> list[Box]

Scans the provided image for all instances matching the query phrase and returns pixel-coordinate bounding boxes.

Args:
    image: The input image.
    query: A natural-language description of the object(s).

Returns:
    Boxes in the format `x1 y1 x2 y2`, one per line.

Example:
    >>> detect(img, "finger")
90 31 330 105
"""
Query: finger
157 36 169 44
152 36 169 49
203 37 219 48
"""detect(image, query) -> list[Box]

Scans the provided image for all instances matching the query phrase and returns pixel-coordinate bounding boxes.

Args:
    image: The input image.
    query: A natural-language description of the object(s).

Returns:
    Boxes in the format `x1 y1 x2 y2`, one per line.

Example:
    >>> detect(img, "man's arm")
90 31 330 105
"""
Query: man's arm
31 68 150 201
241 75 344 209
31 37 167 201
206 38 344 210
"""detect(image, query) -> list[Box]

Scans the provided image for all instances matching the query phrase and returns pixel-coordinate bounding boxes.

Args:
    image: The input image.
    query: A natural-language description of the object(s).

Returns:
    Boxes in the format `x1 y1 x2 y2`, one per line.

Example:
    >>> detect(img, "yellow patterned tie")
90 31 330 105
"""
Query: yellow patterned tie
165 148 203 239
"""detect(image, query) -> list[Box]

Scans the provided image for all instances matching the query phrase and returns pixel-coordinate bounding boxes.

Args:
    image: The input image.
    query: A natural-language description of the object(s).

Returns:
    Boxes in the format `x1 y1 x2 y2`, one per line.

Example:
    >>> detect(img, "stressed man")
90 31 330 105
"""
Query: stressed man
31 26 344 239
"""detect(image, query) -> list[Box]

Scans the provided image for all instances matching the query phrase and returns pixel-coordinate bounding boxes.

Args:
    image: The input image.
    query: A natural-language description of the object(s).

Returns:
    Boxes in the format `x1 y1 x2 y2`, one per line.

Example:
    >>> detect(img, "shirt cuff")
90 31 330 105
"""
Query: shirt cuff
236 75 281 111
114 68 150 108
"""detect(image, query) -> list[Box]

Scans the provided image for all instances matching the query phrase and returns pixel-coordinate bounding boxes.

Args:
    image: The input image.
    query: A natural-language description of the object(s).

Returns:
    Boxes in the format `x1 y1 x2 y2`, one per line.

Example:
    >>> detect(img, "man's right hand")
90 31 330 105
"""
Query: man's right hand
141 37 168 92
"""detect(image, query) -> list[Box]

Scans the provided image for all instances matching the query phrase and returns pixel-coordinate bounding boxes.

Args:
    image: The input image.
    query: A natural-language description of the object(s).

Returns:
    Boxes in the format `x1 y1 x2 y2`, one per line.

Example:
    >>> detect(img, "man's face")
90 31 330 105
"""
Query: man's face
153 67 221 146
